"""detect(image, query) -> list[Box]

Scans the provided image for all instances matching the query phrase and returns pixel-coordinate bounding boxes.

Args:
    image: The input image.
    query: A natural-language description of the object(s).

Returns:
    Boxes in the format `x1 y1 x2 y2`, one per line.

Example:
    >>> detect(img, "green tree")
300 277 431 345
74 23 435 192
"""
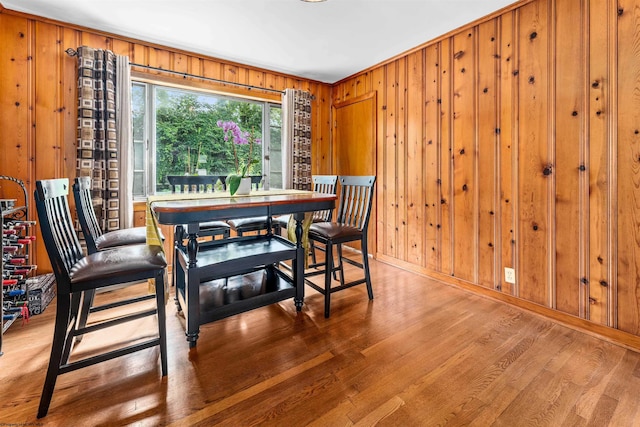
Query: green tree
153 88 263 192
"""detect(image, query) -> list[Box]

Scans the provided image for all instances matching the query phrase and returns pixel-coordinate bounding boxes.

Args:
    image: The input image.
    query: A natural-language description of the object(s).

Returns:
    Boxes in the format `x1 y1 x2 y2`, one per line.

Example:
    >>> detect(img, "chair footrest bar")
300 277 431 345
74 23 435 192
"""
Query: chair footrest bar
304 277 367 295
59 338 160 374
74 308 157 336
341 257 364 269
89 294 155 313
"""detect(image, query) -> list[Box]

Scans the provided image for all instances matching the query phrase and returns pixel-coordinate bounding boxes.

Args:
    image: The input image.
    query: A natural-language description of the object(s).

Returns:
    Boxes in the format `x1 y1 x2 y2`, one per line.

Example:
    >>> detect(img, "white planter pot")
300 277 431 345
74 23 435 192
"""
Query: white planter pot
235 177 252 195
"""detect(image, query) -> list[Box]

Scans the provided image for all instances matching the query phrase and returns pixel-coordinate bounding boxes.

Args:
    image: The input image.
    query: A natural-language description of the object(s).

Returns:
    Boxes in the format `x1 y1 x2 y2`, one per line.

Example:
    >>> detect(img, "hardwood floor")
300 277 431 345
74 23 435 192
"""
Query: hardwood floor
2 257 640 426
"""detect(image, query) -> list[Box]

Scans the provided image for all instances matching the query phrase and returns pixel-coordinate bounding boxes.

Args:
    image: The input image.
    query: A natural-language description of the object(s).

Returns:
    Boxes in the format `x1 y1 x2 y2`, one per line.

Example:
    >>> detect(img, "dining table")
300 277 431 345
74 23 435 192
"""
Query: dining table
147 189 336 348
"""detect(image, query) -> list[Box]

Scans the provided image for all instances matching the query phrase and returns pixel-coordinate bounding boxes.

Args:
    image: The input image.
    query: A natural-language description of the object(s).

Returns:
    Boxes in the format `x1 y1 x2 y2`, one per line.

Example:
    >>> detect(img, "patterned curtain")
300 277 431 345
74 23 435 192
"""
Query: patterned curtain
76 46 130 232
282 89 312 190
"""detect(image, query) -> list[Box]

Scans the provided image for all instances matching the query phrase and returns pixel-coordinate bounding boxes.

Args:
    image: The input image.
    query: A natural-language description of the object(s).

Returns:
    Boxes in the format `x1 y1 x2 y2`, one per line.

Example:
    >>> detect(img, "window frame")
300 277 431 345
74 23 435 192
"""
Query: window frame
131 78 281 199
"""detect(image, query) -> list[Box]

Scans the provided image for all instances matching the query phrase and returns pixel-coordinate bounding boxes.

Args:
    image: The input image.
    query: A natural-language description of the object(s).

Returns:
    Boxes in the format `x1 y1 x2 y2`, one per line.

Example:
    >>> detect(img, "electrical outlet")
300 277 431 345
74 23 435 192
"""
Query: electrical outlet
504 267 516 284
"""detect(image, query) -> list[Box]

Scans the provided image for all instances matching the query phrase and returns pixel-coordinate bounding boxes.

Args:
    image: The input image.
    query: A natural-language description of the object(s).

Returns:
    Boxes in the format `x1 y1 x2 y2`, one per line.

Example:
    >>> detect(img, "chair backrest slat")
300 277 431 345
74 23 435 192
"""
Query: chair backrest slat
336 175 376 231
73 177 104 254
312 175 338 222
167 175 228 193
36 178 83 293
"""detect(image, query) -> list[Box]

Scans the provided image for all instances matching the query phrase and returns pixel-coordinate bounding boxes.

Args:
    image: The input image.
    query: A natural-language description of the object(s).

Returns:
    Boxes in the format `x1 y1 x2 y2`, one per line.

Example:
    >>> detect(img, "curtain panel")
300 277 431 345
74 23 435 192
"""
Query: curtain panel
282 89 312 191
76 46 133 231
116 55 134 228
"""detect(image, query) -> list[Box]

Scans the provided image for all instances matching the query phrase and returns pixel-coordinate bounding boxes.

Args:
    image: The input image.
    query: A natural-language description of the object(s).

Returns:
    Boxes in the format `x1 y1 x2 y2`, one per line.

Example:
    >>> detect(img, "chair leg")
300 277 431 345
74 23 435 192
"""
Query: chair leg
155 269 168 376
324 242 333 318
310 240 318 265
336 244 346 286
38 293 72 418
362 238 374 300
74 289 94 344
60 292 82 364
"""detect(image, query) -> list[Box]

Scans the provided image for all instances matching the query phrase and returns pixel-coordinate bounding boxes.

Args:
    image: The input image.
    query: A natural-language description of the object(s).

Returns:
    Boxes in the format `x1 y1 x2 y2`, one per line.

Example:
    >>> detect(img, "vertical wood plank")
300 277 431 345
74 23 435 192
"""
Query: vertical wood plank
440 39 453 274
516 0 551 306
312 84 332 177
202 59 223 81
397 57 408 261
425 44 440 271
373 66 386 256
62 27 79 182
452 29 477 282
477 20 499 288
80 32 109 50
0 15 31 188
265 71 280 91
248 70 265 89
111 39 131 57
384 62 398 258
224 63 239 83
188 56 202 77
34 21 61 180
172 52 189 74
499 12 517 295
617 0 640 335
406 50 425 266
353 73 368 98
554 0 584 317
587 0 611 326
148 47 170 73
130 43 147 66
33 21 61 272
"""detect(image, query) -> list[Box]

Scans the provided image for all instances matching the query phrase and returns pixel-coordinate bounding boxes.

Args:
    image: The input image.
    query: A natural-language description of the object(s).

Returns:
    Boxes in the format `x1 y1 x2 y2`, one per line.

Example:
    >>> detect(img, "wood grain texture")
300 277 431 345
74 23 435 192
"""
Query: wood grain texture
499 11 517 296
554 0 583 316
516 0 550 306
440 38 454 275
5 0 640 350
330 0 640 343
617 0 640 335
477 20 498 289
0 8 332 271
2 258 640 425
425 44 440 271
396 57 408 263
452 29 477 283
383 62 398 259
406 50 424 266
587 0 611 327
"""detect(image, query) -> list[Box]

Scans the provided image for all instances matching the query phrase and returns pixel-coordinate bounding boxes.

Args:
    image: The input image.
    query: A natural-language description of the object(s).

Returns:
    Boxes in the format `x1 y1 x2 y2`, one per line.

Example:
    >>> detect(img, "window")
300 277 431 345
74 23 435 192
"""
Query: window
132 82 282 197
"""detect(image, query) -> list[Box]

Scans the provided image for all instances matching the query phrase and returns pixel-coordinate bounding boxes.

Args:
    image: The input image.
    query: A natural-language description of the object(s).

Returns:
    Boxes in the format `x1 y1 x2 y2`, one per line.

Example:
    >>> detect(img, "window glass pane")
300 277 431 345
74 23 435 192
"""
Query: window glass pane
132 80 279 196
269 105 283 188
133 171 144 196
132 83 147 197
134 142 144 170
154 87 266 192
132 83 145 141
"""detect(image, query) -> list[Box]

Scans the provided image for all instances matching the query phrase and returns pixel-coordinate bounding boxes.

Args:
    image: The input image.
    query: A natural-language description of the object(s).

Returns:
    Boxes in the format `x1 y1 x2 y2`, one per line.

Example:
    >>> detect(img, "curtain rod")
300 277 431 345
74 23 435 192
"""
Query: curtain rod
65 48 285 96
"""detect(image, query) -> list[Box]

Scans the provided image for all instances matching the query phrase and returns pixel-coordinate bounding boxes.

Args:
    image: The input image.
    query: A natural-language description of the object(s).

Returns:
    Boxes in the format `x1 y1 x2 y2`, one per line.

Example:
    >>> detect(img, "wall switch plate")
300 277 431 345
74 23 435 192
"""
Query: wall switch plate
504 267 516 284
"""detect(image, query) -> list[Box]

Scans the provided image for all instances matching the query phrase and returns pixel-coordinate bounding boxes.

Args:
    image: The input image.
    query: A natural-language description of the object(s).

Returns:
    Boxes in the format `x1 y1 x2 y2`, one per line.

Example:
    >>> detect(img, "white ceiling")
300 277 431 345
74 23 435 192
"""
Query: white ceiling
1 0 517 83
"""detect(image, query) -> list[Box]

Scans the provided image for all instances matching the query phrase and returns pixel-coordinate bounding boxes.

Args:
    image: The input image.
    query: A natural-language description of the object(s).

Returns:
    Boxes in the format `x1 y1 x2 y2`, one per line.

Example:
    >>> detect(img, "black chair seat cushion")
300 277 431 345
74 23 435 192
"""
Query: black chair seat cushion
275 214 326 228
199 220 231 230
95 226 147 250
70 244 167 285
227 216 268 229
273 215 290 228
309 222 362 240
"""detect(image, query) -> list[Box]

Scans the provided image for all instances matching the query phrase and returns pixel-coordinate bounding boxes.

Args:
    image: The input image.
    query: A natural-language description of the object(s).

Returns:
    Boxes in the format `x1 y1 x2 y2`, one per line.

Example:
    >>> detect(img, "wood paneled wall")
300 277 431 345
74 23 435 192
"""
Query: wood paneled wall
0 8 332 271
4 0 640 347
332 0 640 342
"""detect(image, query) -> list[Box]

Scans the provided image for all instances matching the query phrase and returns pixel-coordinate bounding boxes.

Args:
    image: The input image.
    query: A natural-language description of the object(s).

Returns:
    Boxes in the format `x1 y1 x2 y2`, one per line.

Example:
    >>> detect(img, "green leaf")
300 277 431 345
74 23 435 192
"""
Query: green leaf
228 174 241 196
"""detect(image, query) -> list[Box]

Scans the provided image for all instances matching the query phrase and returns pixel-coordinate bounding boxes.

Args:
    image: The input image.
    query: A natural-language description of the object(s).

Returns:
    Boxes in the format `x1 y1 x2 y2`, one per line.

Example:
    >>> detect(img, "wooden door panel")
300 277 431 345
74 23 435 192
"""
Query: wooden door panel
333 93 376 255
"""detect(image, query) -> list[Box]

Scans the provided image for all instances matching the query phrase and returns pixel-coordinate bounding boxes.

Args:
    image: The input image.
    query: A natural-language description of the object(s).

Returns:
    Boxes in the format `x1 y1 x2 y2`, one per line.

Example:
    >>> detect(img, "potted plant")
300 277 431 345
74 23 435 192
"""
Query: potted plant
217 120 261 195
